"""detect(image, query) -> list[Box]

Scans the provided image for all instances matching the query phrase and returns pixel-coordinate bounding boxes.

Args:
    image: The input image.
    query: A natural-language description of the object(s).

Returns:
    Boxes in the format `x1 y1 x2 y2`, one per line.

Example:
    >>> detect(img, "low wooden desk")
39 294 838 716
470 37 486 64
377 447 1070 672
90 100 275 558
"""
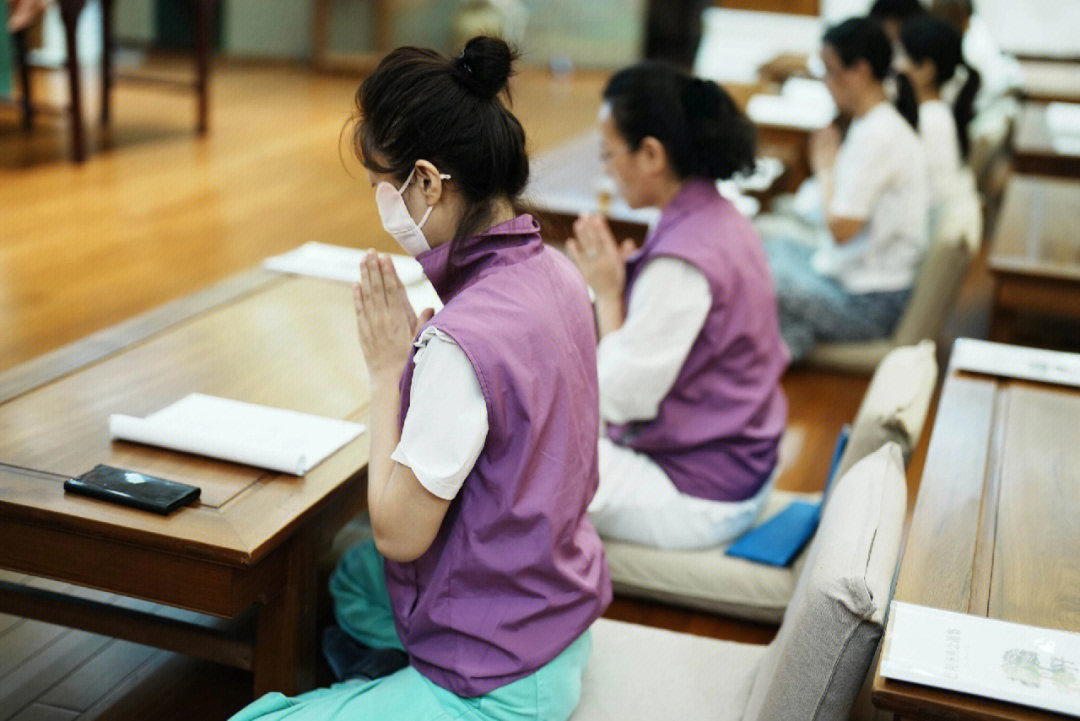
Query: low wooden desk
1012 102 1080 179
0 271 372 696
1019 60 1080 105
872 344 1080 720
987 176 1080 342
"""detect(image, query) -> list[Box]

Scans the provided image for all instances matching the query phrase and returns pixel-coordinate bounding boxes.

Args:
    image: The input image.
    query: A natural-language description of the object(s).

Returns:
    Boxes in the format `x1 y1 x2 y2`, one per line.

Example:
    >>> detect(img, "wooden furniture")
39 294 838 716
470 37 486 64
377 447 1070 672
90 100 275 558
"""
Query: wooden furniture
0 270 372 696
987 176 1080 343
1012 102 1080 179
11 0 214 162
871 343 1080 720
1019 60 1080 105
311 0 392 74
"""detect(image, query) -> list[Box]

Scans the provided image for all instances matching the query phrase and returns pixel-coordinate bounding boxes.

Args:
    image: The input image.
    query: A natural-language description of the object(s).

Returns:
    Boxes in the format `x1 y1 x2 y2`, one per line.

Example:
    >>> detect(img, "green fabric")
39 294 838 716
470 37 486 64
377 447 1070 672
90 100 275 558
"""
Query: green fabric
230 540 594 721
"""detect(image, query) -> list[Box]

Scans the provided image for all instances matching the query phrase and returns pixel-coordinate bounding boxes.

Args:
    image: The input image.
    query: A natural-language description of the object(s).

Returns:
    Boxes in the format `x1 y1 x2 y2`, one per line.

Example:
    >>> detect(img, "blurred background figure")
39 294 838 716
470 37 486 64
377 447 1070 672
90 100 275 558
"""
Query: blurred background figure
643 0 708 69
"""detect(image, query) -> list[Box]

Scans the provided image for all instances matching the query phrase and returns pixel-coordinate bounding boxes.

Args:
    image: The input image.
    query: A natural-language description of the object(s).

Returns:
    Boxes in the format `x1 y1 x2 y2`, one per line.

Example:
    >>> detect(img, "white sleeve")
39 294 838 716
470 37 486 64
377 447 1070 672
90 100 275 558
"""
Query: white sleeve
830 119 891 221
597 257 712 425
390 329 488 500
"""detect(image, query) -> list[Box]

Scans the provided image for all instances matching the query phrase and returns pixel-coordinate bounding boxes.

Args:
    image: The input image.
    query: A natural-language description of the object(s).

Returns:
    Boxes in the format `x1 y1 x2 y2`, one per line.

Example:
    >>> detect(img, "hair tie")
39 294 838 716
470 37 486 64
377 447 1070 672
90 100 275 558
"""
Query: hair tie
458 52 474 76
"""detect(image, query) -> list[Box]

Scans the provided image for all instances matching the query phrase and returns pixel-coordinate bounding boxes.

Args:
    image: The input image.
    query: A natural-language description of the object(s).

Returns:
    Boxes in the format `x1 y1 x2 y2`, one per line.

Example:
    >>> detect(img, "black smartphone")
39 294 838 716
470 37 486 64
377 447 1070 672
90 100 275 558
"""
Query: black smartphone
64 464 200 515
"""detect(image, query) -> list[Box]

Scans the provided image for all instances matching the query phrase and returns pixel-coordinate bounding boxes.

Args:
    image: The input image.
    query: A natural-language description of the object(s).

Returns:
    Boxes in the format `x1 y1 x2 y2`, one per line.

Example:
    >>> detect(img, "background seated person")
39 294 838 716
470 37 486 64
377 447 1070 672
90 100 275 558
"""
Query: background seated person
568 62 789 551
761 17 930 363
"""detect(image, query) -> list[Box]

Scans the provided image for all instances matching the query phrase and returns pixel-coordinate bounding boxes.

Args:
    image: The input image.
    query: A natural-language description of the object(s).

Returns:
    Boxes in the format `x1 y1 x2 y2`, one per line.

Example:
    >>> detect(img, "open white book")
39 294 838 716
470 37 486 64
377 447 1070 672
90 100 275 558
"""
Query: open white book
881 601 1080 716
109 394 365 475
263 242 442 313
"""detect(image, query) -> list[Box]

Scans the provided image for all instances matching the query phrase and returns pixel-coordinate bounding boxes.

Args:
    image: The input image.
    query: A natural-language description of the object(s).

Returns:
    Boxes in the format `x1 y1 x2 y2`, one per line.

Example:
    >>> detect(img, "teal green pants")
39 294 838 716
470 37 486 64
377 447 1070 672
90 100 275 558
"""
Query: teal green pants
229 541 593 721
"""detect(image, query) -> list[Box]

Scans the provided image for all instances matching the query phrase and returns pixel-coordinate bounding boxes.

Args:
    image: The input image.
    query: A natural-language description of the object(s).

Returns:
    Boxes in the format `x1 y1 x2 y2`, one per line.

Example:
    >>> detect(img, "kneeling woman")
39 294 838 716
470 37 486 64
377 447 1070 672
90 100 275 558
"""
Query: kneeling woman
569 63 788 551
231 37 610 721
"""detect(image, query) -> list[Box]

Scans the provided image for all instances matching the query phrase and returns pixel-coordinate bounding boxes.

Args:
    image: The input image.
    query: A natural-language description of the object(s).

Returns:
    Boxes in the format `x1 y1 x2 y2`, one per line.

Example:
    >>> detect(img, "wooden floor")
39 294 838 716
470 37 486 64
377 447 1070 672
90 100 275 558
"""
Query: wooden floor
0 57 981 720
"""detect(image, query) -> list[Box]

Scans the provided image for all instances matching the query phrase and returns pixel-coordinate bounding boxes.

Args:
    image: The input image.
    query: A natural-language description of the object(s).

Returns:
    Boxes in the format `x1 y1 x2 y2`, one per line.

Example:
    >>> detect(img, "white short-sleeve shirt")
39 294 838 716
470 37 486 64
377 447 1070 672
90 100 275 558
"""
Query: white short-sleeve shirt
813 101 930 294
391 328 488 501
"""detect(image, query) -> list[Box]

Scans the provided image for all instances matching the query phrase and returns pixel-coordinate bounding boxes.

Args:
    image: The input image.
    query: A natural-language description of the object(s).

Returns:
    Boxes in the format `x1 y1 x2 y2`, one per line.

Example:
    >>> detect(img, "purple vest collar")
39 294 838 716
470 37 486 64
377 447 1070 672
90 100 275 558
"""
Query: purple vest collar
416 214 542 300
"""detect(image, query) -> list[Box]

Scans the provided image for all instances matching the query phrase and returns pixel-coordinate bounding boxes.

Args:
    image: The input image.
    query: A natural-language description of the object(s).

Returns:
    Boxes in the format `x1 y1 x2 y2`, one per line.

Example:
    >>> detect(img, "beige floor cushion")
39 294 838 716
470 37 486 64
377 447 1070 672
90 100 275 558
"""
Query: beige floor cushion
604 488 818 624
571 617 766 721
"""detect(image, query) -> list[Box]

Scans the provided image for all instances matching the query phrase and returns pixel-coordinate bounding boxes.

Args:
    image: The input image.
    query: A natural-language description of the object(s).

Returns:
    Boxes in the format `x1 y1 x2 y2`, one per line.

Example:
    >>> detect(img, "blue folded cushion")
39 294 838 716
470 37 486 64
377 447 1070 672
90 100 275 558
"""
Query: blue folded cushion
725 425 850 567
725 501 822 566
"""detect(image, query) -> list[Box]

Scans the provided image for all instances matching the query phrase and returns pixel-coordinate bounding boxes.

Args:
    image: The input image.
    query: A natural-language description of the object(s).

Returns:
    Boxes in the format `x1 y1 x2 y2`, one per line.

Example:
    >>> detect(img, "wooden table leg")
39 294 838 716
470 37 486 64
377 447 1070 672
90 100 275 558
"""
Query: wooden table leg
100 0 114 125
13 30 34 131
59 0 87 162
194 0 213 135
252 528 318 697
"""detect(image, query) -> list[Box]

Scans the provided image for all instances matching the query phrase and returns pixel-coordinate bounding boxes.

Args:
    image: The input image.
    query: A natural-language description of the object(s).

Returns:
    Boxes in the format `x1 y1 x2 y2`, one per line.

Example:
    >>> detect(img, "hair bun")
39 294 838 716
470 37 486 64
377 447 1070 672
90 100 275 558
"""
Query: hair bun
452 36 518 100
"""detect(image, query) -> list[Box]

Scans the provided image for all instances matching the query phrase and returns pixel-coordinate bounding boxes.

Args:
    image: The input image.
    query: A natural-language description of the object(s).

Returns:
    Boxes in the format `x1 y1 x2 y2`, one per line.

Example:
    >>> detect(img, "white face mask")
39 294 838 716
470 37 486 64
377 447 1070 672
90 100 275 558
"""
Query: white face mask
374 166 451 256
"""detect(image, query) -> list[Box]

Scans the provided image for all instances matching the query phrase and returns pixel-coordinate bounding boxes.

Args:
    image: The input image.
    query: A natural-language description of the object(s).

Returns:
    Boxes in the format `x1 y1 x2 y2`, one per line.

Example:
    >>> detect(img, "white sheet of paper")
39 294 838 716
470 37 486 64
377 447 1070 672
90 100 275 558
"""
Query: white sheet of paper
265 242 424 285
746 93 835 131
109 394 365 475
882 601 1080 716
951 338 1080 388
263 242 442 312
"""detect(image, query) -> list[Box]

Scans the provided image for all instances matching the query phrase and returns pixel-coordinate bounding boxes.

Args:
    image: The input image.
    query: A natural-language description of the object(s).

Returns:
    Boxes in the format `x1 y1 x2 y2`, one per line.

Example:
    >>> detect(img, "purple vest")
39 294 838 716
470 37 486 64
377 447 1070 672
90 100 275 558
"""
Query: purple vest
607 179 789 502
385 215 611 697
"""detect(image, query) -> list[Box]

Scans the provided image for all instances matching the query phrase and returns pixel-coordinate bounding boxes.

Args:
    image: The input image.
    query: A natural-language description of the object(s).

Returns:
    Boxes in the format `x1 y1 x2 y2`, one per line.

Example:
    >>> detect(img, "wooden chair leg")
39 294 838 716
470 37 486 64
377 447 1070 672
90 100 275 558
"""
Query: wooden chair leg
59 0 87 161
194 0 213 135
100 0 115 125
12 30 34 131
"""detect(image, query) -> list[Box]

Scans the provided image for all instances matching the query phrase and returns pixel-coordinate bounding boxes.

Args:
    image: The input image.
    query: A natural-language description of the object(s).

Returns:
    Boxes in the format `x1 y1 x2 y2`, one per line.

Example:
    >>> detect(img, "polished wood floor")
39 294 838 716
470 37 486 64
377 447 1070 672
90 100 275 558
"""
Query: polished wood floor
0 57 975 720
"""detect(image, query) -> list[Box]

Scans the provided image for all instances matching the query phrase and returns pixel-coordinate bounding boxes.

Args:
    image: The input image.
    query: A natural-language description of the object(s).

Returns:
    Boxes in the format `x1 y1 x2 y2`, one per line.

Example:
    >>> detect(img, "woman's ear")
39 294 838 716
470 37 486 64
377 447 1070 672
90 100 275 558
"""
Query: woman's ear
637 136 670 178
413 160 445 206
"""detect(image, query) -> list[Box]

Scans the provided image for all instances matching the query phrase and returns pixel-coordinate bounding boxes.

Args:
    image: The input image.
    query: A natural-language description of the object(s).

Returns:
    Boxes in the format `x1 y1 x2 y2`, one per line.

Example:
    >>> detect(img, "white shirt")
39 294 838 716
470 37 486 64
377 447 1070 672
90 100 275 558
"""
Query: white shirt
813 102 930 294
918 100 963 205
963 15 1024 114
391 327 488 501
597 257 712 425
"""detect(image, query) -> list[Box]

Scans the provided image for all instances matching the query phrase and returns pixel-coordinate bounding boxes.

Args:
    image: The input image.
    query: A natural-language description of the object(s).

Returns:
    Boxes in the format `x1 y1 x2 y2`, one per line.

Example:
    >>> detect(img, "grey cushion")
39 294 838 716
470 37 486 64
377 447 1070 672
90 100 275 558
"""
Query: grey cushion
571 618 766 721
742 443 907 721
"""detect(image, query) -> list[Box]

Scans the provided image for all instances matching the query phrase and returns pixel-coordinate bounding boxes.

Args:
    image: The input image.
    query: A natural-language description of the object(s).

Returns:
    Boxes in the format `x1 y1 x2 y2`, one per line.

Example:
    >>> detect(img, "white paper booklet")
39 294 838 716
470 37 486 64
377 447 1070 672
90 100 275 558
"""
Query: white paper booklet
263 242 443 312
881 601 1080 717
951 338 1080 388
109 394 365 475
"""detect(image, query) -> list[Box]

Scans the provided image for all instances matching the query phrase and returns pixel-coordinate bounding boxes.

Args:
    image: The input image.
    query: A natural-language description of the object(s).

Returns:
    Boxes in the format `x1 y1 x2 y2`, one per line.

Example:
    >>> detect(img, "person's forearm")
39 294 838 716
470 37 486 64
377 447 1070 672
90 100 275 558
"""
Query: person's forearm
366 370 403 523
594 290 625 340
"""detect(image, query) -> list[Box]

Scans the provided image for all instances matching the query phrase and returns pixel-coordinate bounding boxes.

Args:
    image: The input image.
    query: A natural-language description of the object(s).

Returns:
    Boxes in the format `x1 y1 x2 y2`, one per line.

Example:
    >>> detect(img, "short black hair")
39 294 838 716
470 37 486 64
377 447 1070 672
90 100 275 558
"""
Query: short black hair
822 17 894 80
352 36 528 240
602 62 756 181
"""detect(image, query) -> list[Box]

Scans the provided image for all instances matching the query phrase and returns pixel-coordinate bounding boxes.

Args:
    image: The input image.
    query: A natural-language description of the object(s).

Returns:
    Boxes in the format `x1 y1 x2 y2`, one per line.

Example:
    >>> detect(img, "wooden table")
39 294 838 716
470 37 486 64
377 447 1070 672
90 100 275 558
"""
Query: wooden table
0 270 372 696
987 176 1080 343
872 343 1080 720
1020 60 1080 105
1012 102 1080 179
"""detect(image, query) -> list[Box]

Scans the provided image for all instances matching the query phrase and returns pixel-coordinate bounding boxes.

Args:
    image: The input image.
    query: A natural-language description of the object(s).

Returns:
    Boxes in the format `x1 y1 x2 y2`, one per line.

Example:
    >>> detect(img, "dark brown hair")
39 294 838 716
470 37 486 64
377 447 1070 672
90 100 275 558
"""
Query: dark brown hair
351 36 529 240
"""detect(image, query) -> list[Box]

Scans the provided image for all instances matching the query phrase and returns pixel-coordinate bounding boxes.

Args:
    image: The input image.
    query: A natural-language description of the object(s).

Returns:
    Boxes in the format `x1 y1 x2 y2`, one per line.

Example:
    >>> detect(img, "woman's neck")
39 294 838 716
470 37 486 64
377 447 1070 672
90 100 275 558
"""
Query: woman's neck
851 85 888 118
915 83 941 104
655 176 686 211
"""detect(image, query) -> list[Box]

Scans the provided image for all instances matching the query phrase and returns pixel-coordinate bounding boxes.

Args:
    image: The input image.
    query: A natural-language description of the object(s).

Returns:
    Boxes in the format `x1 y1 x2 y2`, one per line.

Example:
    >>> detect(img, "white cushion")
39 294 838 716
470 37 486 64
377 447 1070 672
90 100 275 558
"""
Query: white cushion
852 340 937 455
571 618 766 721
604 489 817 624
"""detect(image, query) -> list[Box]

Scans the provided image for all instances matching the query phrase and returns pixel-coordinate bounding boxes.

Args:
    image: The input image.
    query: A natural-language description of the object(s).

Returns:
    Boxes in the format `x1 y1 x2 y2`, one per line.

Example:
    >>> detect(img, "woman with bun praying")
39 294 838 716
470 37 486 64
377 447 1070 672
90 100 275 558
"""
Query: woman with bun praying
230 35 609 721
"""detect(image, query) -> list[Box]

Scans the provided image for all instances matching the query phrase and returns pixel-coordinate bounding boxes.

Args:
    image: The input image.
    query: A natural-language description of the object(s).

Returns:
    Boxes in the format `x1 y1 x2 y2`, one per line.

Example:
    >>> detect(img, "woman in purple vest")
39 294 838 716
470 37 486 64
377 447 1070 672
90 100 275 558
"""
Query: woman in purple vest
568 63 789 551
230 36 610 721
